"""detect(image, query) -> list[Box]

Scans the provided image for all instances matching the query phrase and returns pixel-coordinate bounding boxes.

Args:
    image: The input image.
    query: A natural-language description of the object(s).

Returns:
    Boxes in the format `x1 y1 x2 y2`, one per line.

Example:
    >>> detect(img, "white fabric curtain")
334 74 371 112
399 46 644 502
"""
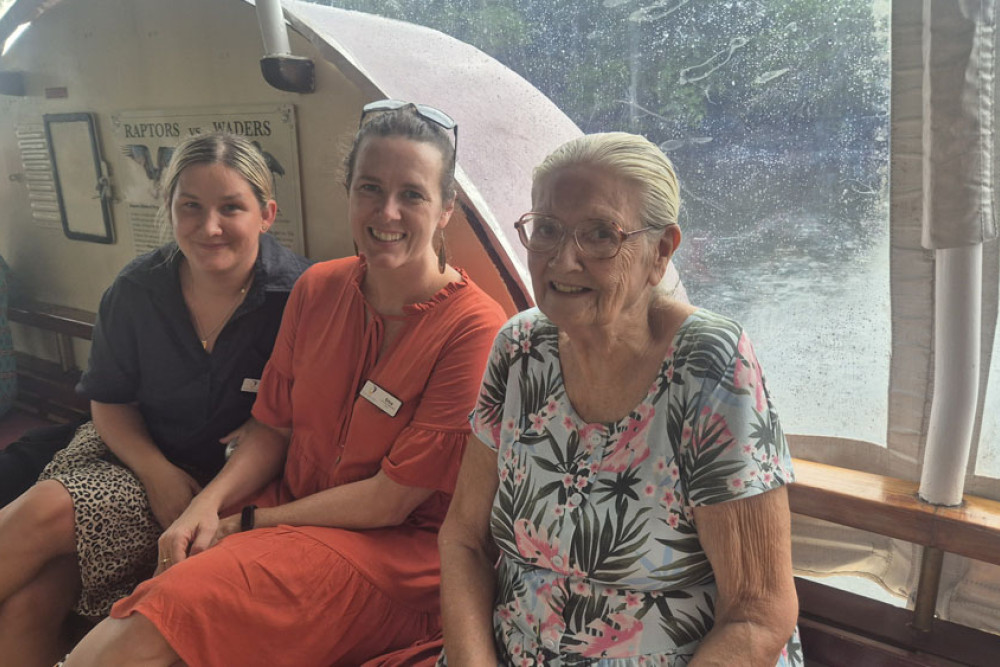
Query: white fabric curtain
791 0 1000 635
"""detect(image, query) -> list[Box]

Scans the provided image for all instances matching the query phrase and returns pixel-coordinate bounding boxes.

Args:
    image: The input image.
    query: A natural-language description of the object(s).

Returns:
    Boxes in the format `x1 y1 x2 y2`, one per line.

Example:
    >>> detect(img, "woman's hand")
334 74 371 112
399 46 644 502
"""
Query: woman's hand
156 496 221 572
140 461 202 530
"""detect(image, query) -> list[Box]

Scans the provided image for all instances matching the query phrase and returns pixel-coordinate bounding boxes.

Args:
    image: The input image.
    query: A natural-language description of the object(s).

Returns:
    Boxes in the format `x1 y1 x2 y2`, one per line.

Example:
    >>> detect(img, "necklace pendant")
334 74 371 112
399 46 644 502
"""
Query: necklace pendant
201 339 208 350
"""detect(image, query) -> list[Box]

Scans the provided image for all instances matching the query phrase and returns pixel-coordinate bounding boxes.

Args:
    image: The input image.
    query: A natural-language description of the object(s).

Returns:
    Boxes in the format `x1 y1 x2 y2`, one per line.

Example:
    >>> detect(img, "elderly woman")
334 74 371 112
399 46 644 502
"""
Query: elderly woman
439 132 802 666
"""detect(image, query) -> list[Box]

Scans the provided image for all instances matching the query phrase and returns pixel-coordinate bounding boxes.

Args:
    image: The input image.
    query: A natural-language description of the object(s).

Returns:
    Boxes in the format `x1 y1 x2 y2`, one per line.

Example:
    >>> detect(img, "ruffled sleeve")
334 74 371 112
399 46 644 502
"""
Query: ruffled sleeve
681 324 794 507
383 424 468 493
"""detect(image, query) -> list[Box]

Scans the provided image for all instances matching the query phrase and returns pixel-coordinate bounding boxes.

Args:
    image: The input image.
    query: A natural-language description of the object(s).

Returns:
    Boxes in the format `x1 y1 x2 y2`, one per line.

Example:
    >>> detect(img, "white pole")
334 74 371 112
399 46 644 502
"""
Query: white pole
919 243 982 506
256 0 291 56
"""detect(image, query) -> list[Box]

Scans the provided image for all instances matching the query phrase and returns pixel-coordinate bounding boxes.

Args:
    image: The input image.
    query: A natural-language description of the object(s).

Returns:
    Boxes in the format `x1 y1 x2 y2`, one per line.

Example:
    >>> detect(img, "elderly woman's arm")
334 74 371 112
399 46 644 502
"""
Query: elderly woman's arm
439 437 502 666
690 487 799 666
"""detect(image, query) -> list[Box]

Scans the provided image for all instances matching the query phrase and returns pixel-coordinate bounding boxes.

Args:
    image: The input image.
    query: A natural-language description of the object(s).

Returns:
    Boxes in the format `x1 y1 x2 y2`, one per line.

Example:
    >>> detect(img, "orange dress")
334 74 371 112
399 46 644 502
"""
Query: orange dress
111 257 507 666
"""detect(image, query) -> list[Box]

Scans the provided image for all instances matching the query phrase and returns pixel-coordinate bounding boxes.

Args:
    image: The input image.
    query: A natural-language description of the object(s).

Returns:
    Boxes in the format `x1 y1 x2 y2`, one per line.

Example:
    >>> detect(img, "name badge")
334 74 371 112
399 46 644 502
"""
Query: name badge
241 378 260 393
360 380 402 417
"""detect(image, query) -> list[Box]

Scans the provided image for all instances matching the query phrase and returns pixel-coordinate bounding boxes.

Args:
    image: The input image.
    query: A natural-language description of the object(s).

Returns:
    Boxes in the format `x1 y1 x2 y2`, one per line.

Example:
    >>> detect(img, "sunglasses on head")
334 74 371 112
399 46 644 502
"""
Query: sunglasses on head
360 99 459 156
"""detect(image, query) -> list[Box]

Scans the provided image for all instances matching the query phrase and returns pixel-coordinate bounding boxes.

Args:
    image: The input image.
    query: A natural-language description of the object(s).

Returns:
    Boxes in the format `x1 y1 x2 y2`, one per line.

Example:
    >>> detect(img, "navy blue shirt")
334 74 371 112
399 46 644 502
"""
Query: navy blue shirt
78 234 310 483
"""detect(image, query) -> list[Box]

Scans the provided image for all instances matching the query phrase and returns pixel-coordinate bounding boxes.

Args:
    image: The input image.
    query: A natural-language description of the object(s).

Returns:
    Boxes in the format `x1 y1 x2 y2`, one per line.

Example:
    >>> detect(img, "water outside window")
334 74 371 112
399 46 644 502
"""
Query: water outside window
316 0 892 445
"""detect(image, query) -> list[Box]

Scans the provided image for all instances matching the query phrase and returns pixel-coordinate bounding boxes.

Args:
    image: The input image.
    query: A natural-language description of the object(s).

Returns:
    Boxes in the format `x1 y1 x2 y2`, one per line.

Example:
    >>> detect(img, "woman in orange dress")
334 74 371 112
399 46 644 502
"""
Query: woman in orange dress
62 101 507 666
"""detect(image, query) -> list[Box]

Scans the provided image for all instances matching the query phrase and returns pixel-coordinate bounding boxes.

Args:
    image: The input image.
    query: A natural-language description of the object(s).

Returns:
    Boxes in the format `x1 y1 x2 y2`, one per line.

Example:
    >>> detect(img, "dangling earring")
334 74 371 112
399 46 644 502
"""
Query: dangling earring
437 230 447 274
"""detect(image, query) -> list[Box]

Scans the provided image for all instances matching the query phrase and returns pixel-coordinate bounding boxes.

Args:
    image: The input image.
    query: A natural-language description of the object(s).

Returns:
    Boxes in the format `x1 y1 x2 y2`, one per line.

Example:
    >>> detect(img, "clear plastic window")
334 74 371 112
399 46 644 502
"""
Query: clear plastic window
319 0 892 444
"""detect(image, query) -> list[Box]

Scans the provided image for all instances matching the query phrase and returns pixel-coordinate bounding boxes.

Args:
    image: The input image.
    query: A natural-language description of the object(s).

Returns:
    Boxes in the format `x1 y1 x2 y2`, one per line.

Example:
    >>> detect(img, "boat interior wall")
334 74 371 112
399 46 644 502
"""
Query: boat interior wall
0 0 522 364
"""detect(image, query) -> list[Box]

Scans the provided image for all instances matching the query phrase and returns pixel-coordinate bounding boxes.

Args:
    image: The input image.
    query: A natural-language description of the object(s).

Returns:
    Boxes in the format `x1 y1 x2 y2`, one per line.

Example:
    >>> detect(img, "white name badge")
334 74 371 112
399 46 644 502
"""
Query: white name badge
241 378 261 393
360 380 402 417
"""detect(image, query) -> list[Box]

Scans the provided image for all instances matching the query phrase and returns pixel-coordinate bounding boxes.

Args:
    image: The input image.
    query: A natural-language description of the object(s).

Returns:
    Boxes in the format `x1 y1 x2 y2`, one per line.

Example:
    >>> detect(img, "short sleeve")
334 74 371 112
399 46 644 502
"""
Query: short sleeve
468 319 516 452
251 267 305 429
682 328 794 507
381 299 506 493
77 280 140 404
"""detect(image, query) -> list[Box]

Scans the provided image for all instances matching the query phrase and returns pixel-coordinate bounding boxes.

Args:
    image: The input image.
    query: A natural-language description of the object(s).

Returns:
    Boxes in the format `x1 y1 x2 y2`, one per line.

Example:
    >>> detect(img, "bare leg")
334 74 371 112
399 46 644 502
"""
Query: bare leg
0 480 77 602
63 613 184 667
0 554 81 667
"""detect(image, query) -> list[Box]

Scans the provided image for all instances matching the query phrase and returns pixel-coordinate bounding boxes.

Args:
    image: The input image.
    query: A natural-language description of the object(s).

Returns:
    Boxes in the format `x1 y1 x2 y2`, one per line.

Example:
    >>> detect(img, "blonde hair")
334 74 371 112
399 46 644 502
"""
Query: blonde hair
532 132 680 230
157 132 274 235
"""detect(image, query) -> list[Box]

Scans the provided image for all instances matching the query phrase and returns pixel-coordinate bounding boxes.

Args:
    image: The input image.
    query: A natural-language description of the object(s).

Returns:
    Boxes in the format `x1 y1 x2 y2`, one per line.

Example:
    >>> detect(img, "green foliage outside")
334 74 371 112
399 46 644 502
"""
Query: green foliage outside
314 0 889 261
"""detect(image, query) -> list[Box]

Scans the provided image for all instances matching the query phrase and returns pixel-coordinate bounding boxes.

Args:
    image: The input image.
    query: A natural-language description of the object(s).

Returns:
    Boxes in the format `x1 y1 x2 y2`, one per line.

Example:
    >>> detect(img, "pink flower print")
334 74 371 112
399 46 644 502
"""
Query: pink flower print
772 454 780 466
742 443 754 455
575 475 588 490
519 658 532 667
498 607 513 622
748 468 759 480
563 415 575 432
654 457 667 474
681 425 692 444
553 505 565 517
635 402 654 422
514 468 525 485
511 644 522 656
520 338 532 353
545 398 559 415
514 519 570 573
562 473 574 489
661 489 676 506
624 591 642 610
782 645 789 657
505 341 518 356
522 318 534 333
734 333 767 412
667 513 680 529
728 476 746 493
644 483 656 497
530 413 546 431
762 471 774 485
597 419 650 473
669 464 680 480
499 467 509 482
572 580 591 596
573 613 643 658
665 364 675 382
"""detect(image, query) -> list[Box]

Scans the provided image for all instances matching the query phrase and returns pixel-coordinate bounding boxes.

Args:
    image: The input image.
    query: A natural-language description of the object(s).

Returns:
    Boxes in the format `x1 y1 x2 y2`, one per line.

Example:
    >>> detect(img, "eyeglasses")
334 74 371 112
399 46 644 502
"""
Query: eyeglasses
360 99 459 156
514 213 659 259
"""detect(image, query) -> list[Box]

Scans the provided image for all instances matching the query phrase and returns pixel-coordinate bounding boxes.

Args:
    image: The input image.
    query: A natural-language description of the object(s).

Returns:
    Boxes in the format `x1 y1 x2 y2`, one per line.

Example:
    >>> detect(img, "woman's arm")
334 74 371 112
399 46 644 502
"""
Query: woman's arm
91 400 200 530
241 468 435 533
690 487 799 666
160 417 289 564
439 438 501 666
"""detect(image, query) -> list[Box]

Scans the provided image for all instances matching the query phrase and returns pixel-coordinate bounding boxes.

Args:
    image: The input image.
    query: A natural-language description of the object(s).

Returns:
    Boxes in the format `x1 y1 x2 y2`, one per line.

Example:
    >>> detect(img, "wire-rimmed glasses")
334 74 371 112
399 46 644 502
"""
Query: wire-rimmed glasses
514 212 659 259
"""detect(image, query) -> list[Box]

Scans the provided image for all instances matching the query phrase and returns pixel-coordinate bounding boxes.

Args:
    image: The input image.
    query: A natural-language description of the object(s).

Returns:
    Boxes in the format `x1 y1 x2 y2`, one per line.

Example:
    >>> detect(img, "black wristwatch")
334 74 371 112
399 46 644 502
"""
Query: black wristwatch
240 504 257 532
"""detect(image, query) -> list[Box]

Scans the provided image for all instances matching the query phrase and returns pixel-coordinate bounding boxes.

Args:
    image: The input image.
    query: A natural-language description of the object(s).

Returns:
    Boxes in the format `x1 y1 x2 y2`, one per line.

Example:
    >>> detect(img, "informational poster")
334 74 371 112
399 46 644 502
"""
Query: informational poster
110 105 304 256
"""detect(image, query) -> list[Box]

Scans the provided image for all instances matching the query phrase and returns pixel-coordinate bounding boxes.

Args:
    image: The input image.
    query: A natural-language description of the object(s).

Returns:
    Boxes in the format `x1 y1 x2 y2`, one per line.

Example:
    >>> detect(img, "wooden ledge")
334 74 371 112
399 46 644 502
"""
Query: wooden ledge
8 299 96 340
789 458 1000 566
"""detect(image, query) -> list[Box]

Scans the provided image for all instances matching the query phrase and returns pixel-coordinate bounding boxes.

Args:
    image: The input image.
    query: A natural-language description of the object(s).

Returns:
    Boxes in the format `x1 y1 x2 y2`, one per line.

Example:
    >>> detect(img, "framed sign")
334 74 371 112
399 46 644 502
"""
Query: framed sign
43 113 115 244
111 105 304 256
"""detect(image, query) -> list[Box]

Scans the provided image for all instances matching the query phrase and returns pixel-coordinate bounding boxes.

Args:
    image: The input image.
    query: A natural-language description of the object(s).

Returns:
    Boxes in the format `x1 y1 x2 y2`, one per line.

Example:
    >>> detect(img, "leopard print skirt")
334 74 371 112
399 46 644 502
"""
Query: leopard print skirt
38 421 160 617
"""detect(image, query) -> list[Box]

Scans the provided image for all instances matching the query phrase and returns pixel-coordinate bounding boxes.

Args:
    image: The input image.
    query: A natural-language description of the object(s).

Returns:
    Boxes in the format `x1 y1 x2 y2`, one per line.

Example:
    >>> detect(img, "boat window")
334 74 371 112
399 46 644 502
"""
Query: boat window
318 0 893 445
979 289 1000 478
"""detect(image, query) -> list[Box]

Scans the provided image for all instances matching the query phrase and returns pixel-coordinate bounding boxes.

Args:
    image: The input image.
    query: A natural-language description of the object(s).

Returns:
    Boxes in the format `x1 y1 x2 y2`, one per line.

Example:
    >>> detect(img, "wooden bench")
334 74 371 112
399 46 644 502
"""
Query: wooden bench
789 457 1000 666
6 299 95 420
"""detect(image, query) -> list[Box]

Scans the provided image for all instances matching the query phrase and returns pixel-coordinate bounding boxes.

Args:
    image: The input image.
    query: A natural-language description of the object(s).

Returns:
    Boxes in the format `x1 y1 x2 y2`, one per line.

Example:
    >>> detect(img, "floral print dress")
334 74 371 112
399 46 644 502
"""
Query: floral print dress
469 308 804 666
